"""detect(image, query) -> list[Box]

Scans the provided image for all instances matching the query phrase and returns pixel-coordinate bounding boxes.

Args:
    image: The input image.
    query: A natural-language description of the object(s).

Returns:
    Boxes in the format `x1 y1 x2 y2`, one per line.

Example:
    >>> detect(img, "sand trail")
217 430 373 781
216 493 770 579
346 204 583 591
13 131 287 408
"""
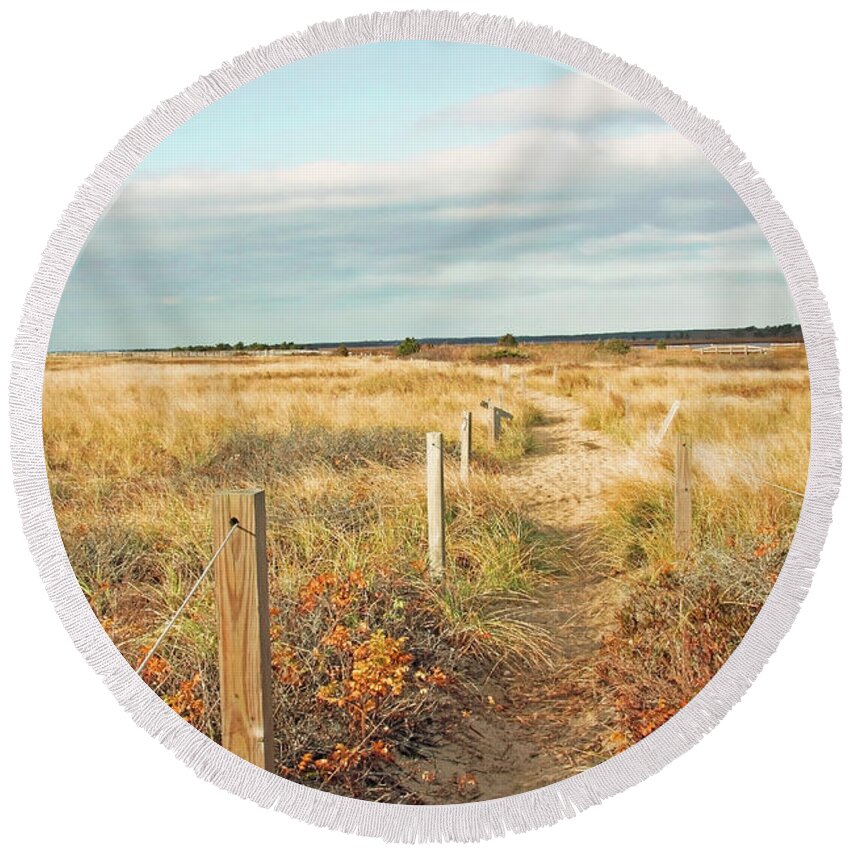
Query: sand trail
413 386 632 802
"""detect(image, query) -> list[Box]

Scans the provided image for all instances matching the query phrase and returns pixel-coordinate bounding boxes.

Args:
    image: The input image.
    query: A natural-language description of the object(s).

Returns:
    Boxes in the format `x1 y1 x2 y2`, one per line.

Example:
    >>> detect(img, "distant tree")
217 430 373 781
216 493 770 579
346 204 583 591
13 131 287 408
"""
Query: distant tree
498 333 518 348
396 337 421 357
334 344 350 357
234 341 245 351
655 339 667 350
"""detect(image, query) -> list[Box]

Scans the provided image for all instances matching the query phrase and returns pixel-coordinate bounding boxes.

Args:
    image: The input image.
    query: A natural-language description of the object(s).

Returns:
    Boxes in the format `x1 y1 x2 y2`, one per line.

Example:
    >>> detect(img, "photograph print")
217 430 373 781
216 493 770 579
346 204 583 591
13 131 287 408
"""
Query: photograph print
44 40 808 804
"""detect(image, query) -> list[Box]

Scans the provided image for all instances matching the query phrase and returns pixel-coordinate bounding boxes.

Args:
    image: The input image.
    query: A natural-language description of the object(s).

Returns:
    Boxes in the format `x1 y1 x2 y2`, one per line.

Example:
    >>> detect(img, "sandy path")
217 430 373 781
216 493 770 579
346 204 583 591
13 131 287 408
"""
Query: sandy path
412 386 631 802
502 388 622 524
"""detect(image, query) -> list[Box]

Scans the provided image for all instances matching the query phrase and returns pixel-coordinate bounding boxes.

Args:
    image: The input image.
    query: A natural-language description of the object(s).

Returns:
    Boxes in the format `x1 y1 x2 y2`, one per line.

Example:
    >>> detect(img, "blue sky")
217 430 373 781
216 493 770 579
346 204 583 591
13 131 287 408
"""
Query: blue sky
50 41 797 350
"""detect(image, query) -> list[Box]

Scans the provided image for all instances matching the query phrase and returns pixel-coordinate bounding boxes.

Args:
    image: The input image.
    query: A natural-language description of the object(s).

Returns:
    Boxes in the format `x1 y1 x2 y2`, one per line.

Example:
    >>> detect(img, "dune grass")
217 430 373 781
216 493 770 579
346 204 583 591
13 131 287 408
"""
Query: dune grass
43 345 810 795
44 353 554 799
531 346 809 748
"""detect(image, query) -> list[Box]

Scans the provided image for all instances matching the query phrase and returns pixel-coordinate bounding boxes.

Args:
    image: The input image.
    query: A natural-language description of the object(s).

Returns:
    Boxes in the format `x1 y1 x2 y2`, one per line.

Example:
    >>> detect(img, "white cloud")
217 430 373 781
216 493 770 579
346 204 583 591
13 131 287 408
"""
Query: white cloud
112 127 708 226
59 85 794 350
427 73 653 128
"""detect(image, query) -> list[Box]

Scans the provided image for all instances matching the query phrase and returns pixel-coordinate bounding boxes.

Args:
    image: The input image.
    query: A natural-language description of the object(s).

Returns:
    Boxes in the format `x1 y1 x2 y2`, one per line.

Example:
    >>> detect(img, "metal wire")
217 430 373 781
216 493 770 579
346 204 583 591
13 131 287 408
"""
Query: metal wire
751 476 806 499
135 521 240 675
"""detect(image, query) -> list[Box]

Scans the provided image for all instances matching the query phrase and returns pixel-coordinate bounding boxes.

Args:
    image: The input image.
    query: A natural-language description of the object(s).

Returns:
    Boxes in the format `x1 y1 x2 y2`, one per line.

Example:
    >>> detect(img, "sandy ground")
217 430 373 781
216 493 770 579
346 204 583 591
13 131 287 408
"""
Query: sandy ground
409 387 632 803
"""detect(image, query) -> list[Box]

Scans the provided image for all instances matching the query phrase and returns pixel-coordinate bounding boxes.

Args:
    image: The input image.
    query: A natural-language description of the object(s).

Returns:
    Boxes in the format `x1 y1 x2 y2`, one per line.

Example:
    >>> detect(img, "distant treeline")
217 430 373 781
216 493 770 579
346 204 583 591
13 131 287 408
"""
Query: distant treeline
170 341 301 352
165 324 802 353
741 324 802 338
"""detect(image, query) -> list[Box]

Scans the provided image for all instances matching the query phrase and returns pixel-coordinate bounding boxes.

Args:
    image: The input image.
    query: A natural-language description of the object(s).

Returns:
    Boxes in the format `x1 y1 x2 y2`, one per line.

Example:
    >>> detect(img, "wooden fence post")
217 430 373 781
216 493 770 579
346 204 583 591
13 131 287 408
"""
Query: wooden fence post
502 363 511 383
489 404 500 444
213 489 274 771
674 436 692 554
459 411 472 484
426 433 446 580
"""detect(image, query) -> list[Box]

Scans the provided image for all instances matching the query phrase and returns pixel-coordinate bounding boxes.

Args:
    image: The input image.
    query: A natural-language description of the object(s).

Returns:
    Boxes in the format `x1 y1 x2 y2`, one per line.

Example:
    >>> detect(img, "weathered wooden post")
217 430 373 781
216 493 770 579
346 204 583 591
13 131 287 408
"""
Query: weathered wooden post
502 363 511 383
213 489 274 770
497 387 505 409
459 411 472 484
674 436 692 554
480 399 496 444
426 433 446 580
490 404 500 444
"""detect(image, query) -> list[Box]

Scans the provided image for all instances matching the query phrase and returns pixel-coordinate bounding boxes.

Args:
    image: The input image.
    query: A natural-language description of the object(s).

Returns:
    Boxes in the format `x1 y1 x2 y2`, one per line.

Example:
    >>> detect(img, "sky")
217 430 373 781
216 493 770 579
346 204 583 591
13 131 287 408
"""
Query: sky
49 41 798 351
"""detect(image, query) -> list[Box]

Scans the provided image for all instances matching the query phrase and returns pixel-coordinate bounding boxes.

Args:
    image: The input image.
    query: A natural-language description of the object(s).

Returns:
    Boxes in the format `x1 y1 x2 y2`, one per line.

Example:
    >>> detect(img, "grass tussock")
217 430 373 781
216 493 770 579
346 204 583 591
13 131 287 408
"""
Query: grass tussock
545 348 809 451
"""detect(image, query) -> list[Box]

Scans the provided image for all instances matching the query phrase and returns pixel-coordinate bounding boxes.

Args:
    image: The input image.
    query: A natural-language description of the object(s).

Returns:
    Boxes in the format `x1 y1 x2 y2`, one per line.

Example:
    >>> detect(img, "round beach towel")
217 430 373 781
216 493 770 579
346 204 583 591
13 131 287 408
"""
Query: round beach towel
10 11 840 842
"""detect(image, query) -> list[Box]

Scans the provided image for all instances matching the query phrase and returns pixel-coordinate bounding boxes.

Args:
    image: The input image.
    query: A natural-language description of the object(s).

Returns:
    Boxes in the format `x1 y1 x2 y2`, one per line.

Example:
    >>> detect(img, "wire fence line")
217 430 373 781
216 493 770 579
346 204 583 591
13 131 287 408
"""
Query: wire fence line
135 520 240 676
132 423 477 676
750 475 806 499
649 400 805 501
133 397 804 679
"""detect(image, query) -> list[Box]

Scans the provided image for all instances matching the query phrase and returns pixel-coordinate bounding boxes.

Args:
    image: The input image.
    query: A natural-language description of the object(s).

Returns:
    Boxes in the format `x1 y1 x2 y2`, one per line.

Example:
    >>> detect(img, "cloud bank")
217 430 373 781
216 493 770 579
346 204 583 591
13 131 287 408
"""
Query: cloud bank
51 65 795 351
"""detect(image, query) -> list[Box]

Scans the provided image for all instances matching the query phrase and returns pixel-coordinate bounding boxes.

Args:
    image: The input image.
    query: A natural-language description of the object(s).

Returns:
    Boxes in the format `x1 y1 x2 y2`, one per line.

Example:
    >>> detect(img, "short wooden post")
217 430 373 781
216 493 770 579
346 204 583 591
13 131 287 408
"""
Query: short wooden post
489 404 500 444
426 433 445 580
674 436 692 554
502 364 511 383
497 387 505 409
213 489 274 771
459 412 472 484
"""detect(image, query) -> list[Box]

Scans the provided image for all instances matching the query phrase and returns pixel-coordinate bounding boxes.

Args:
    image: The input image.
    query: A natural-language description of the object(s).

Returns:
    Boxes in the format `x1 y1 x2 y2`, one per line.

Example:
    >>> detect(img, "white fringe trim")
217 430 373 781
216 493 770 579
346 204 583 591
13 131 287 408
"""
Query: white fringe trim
8 9 841 843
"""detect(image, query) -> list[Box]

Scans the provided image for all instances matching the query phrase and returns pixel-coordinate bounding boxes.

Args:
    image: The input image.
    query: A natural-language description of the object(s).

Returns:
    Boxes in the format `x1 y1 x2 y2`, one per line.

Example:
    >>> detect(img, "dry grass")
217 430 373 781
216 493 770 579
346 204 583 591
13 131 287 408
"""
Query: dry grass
533 346 810 748
44 353 554 800
43 345 811 796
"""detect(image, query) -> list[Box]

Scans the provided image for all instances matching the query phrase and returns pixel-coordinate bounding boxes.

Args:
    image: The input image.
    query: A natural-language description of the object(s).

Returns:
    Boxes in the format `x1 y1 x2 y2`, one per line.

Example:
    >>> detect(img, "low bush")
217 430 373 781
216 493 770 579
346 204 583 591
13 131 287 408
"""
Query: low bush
396 337 421 357
596 527 785 744
592 471 798 749
595 338 632 356
475 347 529 361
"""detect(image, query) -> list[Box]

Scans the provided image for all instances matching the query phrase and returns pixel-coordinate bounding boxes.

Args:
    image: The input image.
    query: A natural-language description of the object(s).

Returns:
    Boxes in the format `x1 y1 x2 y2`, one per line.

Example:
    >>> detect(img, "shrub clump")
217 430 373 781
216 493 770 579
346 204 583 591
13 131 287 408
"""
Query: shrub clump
476 347 529 361
595 338 631 355
396 337 421 357
596 524 788 746
270 566 449 799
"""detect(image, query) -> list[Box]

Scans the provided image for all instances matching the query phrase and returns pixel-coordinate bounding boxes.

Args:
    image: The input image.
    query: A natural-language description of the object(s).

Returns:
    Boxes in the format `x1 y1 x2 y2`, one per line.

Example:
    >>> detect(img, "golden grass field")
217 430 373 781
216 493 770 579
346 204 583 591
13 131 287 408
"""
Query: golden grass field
43 342 809 802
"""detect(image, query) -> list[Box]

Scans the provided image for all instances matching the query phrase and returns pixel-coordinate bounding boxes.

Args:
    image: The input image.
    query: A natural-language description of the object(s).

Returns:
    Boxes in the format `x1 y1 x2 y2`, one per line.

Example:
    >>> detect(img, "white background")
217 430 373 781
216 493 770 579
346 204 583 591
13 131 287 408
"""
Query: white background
1 2 846 847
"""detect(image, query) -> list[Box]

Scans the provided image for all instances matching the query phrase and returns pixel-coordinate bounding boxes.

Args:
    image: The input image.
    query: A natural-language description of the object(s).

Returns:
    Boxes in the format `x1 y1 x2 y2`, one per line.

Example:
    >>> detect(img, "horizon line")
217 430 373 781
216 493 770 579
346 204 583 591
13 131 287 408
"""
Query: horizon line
47 322 802 353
